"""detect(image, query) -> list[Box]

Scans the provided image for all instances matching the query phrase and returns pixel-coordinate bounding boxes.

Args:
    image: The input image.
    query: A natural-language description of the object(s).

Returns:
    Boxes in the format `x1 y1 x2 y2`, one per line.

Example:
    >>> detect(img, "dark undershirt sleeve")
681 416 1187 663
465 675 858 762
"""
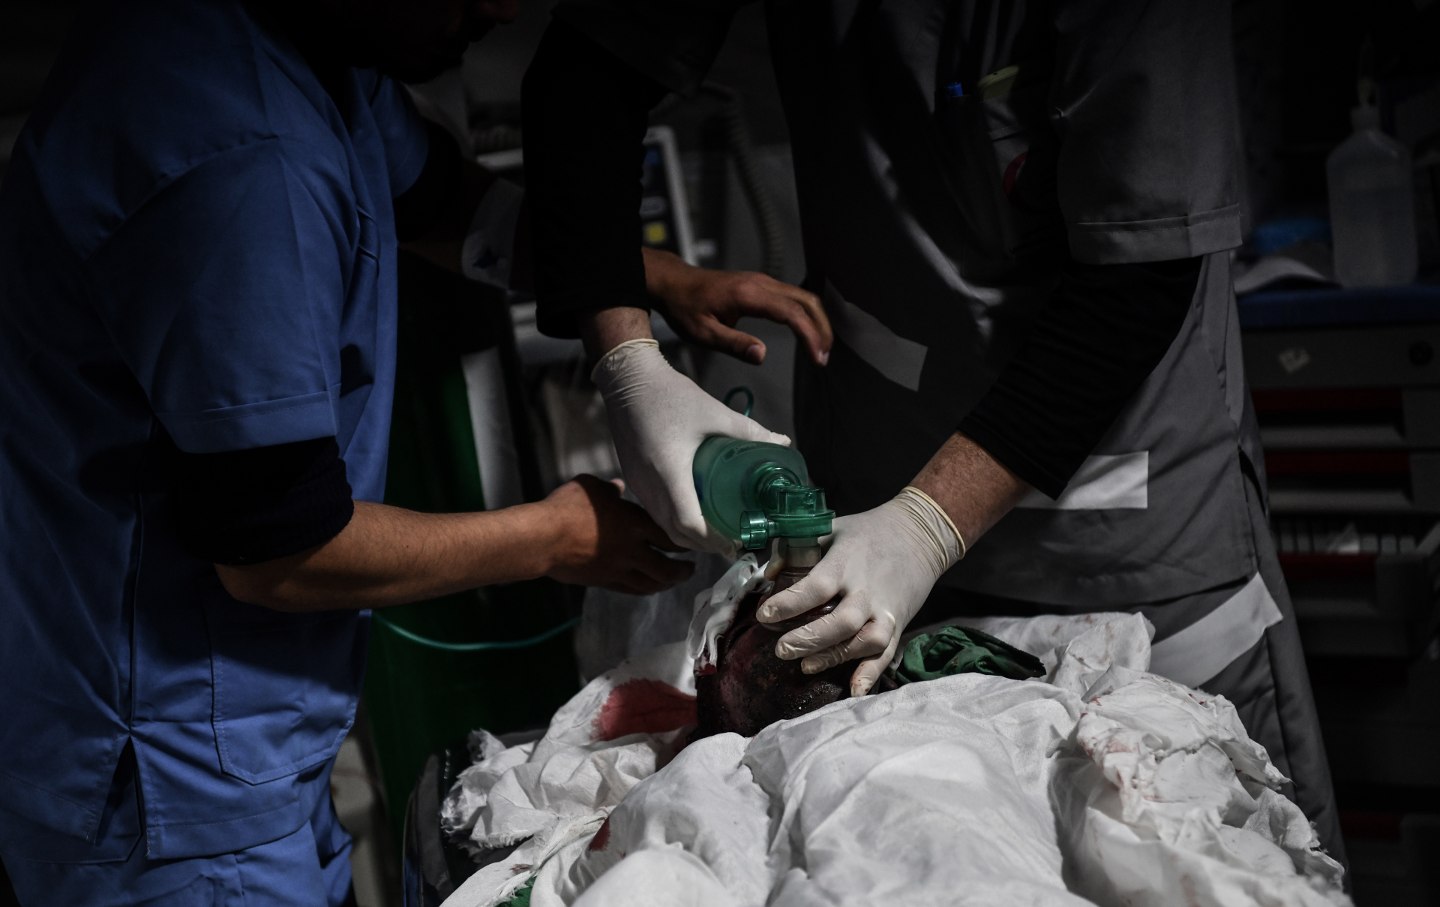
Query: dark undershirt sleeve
393 119 464 243
958 257 1202 499
173 436 355 566
521 18 669 338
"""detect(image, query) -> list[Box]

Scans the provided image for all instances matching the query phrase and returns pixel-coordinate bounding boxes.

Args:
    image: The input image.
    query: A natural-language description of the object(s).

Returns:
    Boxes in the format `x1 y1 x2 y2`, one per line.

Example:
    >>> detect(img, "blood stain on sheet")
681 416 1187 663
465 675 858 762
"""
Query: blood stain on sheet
593 679 697 741
589 818 611 852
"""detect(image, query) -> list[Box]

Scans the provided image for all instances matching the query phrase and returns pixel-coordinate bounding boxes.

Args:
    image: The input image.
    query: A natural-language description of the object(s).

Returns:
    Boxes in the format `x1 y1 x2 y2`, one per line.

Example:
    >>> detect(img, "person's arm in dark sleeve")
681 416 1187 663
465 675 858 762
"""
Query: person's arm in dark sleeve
173 437 355 566
909 257 1201 550
384 14 824 365
958 256 1201 498
521 17 668 351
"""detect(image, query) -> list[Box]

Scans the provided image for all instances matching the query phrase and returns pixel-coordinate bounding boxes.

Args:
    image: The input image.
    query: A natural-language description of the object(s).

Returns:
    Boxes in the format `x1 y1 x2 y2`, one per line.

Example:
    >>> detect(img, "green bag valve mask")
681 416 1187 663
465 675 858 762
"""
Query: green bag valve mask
692 436 835 553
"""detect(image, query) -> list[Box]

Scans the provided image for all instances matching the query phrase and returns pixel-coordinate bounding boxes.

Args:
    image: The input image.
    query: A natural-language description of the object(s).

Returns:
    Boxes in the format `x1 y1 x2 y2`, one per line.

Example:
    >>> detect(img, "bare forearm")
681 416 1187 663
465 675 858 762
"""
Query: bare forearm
579 305 654 360
577 250 727 359
216 499 556 612
910 433 1033 548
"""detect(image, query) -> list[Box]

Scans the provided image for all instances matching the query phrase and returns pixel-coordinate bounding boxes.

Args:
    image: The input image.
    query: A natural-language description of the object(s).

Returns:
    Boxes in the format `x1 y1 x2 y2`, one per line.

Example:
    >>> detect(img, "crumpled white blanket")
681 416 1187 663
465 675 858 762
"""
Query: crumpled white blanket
440 574 1348 907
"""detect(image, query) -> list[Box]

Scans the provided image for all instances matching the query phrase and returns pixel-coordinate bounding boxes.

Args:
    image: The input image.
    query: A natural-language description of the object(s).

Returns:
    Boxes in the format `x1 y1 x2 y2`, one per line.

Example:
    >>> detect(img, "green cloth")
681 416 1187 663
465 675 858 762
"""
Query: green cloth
888 626 1045 685
498 879 534 907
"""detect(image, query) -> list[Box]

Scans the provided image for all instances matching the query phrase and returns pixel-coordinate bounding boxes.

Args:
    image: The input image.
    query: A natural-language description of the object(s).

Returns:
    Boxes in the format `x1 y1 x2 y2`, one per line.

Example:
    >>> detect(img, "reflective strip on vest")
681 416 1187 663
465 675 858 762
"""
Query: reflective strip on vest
1149 573 1282 687
830 292 927 391
1014 452 1149 510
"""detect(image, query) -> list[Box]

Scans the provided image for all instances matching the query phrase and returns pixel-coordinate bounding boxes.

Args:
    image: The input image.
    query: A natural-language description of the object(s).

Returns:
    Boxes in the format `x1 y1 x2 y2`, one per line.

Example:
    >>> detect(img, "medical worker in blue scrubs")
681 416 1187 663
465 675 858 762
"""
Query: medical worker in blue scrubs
0 0 830 903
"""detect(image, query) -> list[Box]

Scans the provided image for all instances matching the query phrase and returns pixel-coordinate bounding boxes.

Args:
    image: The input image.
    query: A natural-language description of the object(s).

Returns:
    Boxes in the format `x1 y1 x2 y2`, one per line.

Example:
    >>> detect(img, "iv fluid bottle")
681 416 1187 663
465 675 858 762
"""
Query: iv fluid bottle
1326 105 1418 288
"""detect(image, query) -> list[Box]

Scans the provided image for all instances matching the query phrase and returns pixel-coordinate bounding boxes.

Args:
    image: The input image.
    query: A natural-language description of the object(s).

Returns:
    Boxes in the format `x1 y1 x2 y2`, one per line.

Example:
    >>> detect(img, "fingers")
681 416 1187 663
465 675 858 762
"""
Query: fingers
599 502 697 592
723 275 832 367
569 473 613 493
797 619 891 673
664 479 720 553
666 458 740 555
581 472 702 570
632 545 696 589
848 640 899 697
627 489 720 561
619 496 686 553
773 603 869 660
697 319 768 364
651 495 732 557
766 286 830 366
617 557 694 594
724 408 790 449
644 524 688 554
756 569 840 623
787 284 833 361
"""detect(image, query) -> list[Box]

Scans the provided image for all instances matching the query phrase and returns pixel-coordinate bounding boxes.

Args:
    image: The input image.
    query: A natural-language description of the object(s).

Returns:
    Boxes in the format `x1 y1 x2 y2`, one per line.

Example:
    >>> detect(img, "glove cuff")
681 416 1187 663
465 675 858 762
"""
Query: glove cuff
897 485 967 575
590 338 663 387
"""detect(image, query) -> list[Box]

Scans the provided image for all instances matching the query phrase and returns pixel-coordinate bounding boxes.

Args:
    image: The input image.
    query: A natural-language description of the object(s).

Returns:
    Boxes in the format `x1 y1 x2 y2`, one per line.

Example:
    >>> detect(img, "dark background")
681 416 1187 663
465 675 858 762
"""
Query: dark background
2 2 1438 906
6 0 1439 219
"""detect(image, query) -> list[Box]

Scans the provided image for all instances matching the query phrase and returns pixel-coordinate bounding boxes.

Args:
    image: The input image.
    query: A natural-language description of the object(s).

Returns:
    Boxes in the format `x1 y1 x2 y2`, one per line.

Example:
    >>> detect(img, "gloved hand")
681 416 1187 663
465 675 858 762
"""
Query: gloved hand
591 338 791 554
755 486 967 696
460 178 525 290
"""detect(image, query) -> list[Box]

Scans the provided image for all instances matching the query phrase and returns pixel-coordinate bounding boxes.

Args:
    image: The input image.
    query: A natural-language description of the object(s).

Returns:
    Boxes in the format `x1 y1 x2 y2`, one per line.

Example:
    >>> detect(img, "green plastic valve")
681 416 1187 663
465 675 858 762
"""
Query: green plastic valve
693 436 835 550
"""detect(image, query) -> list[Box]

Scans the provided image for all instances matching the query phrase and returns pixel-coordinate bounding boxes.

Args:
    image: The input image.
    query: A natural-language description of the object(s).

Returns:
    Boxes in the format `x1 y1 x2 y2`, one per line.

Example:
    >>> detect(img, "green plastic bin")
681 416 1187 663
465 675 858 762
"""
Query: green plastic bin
363 255 582 844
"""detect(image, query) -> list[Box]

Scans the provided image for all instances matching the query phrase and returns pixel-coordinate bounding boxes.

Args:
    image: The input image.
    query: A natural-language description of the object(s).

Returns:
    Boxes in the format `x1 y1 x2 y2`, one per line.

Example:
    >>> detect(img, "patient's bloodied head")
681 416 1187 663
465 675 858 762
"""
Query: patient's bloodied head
693 584 854 739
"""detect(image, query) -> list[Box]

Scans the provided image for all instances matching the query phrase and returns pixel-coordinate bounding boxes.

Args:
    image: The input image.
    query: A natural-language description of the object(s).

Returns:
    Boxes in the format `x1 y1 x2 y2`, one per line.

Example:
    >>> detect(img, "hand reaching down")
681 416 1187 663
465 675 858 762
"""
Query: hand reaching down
643 249 832 366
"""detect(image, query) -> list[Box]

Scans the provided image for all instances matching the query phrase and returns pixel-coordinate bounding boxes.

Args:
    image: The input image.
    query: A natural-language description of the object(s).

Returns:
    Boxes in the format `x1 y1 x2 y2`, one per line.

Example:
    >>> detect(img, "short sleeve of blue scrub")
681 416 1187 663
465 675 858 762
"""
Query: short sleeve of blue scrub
90 139 349 453
86 81 426 456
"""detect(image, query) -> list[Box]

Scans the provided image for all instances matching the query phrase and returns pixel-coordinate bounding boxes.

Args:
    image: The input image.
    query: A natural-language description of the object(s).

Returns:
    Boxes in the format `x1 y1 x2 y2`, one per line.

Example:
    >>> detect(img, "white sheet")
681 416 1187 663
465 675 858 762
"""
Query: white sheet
441 606 1347 907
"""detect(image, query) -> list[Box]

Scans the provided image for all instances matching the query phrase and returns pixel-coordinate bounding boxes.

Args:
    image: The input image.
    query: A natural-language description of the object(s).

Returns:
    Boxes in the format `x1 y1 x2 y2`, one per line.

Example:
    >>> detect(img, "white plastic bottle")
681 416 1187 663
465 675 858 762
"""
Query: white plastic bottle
1326 104 1418 288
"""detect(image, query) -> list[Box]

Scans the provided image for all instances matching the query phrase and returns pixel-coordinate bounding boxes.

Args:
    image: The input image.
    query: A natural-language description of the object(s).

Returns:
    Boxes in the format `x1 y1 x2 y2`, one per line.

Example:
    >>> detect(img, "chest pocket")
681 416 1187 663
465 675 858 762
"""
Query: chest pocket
935 65 1064 261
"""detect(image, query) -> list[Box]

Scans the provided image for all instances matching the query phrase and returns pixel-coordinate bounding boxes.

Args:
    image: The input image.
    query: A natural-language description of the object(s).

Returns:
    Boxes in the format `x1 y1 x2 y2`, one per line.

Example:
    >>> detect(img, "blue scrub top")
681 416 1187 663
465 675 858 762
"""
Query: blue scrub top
0 0 428 859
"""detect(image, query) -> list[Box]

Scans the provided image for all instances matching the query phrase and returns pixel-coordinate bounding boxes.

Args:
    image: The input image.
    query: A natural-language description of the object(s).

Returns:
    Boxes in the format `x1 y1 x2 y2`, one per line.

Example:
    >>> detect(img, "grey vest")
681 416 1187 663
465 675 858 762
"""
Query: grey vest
769 0 1262 606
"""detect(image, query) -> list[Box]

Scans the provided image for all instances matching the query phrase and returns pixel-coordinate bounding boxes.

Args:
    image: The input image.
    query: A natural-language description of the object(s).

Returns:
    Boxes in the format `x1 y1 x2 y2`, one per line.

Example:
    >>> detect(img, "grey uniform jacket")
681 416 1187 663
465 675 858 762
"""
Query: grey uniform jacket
550 0 1346 863
561 0 1263 611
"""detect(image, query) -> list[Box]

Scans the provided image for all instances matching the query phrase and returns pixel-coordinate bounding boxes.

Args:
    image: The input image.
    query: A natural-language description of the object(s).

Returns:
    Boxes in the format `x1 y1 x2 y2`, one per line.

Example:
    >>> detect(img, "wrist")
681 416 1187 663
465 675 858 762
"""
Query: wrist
640 247 691 300
894 486 966 577
590 336 664 390
580 306 655 361
511 500 566 581
911 432 1031 547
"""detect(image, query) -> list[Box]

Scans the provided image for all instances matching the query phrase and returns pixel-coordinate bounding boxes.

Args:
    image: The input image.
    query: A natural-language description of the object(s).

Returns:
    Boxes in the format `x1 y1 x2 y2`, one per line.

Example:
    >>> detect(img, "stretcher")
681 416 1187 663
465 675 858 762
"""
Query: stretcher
428 562 1348 907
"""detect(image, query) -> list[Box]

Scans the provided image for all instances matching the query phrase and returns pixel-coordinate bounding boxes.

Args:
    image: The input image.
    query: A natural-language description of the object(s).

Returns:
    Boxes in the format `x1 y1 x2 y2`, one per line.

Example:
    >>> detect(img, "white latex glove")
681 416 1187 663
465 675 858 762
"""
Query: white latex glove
591 339 791 554
460 178 525 290
756 486 966 696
